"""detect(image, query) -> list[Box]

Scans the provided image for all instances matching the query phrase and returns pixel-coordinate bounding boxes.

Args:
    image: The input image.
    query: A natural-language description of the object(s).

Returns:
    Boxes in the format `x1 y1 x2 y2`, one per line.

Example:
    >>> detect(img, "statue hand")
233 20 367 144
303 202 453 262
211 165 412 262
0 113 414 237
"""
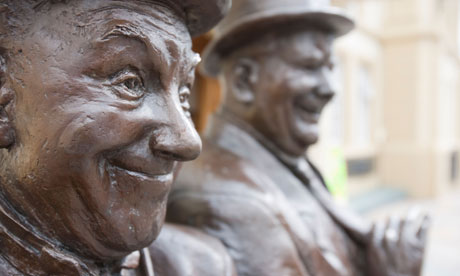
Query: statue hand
366 207 430 276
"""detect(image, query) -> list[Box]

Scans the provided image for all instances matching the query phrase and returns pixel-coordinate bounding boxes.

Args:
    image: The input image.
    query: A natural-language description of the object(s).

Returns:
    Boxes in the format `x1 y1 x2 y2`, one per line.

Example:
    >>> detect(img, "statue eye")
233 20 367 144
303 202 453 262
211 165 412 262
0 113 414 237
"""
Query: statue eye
111 69 145 100
179 89 189 103
302 63 319 71
179 86 191 117
123 78 142 90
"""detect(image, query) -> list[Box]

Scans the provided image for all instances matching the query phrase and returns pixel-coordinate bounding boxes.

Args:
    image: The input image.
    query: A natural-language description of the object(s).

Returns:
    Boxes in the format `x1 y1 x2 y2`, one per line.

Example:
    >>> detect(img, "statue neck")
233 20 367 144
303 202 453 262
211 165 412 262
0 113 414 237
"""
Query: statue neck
214 109 307 165
0 200 112 275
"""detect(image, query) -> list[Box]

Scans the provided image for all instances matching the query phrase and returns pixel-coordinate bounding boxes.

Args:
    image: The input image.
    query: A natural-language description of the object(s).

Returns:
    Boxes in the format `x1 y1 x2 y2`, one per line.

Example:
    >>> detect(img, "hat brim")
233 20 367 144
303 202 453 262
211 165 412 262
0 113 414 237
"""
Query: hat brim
183 0 232 36
201 7 354 76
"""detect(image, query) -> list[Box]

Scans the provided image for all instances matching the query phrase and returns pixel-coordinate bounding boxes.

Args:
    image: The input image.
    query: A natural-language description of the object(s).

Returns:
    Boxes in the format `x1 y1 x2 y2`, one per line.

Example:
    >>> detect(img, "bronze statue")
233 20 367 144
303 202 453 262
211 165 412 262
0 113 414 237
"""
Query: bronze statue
0 0 236 275
168 0 430 275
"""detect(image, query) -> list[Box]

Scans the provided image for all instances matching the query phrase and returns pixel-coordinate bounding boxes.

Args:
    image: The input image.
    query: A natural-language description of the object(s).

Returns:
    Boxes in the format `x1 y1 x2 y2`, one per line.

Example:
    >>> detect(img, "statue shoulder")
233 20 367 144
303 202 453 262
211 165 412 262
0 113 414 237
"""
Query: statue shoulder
175 139 273 195
0 256 22 276
149 223 236 276
169 138 289 233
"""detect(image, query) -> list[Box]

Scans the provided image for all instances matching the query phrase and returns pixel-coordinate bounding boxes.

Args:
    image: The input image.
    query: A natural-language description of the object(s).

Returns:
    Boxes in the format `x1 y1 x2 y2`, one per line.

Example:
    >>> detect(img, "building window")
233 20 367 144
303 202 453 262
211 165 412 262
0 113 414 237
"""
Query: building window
322 57 345 145
458 0 460 56
355 66 373 146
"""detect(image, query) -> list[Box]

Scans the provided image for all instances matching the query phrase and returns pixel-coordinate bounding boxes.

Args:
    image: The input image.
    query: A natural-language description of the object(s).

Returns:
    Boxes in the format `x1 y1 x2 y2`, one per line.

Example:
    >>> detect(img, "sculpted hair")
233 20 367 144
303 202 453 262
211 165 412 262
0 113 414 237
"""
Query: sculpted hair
0 1 71 45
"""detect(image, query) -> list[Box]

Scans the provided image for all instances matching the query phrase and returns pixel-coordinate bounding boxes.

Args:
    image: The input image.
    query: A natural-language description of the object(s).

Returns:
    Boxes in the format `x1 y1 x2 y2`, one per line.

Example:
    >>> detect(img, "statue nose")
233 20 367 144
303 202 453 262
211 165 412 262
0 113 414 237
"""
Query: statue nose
149 117 202 162
316 83 335 99
314 70 335 100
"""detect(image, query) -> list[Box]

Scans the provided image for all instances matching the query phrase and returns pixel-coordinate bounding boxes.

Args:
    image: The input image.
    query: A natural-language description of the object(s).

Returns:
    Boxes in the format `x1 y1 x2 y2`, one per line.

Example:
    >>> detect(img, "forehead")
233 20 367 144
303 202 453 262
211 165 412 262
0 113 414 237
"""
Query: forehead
18 0 194 62
88 1 195 65
271 30 333 61
86 1 190 42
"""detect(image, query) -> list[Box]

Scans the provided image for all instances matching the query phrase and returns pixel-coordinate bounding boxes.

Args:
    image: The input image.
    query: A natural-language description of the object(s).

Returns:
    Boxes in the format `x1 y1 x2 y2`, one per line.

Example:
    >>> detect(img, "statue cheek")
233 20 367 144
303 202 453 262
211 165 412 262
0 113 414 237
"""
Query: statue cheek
0 120 14 148
0 87 15 148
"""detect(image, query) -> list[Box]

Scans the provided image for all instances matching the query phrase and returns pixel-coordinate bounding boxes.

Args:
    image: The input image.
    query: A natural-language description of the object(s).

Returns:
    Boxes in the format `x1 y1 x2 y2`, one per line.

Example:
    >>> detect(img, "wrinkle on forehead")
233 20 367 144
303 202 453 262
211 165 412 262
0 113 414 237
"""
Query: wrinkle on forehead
100 23 168 74
290 34 328 59
90 3 184 39
5 0 197 90
99 22 196 89
249 31 333 65
88 1 196 87
231 28 334 61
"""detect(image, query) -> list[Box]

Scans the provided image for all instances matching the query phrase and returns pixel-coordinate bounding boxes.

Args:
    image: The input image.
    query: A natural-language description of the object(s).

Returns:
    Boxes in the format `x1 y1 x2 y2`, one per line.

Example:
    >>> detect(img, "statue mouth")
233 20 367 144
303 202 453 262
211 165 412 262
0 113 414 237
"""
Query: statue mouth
105 150 176 179
107 159 174 181
102 156 175 198
110 163 174 182
294 104 321 124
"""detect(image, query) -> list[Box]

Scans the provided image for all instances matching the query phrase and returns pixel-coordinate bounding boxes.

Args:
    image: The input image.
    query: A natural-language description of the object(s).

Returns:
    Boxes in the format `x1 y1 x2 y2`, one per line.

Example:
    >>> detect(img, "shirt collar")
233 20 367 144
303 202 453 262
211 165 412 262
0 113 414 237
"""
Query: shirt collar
0 200 143 275
209 110 307 166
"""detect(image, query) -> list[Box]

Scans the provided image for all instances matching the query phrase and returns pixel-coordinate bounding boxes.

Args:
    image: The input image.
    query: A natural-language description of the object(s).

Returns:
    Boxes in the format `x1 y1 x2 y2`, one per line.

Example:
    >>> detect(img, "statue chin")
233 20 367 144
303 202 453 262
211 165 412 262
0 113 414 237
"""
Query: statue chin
81 227 158 260
293 129 319 151
65 206 166 260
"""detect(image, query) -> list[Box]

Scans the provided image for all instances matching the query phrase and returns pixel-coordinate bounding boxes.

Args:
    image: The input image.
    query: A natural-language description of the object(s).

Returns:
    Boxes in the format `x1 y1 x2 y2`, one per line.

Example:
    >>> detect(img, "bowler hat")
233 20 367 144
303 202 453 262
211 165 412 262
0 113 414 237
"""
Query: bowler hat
177 0 232 36
201 0 354 76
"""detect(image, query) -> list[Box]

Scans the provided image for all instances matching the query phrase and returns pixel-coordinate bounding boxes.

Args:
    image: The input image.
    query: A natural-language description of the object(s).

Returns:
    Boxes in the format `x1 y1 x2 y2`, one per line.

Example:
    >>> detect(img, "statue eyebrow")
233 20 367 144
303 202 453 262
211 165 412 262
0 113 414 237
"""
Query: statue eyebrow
191 54 201 68
99 24 182 90
182 53 200 81
101 24 148 45
99 23 196 88
100 23 166 69
90 5 179 38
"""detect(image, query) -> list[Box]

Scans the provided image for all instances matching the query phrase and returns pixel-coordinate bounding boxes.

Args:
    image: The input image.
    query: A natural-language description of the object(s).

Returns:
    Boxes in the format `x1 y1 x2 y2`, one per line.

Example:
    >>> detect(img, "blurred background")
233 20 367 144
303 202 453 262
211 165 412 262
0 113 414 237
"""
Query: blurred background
189 0 460 275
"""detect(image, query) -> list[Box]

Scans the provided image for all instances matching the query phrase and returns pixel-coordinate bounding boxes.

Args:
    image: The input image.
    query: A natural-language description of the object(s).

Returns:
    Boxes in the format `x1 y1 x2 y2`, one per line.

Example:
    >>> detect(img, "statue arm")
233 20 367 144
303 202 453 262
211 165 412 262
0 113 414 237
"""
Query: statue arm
310 173 430 276
308 177 372 242
167 191 311 276
148 223 237 276
365 209 430 276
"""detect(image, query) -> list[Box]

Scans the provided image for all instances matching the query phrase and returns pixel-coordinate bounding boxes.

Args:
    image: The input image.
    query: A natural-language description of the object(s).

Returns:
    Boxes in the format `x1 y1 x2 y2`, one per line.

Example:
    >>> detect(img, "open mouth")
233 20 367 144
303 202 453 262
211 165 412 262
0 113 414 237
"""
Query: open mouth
294 104 321 124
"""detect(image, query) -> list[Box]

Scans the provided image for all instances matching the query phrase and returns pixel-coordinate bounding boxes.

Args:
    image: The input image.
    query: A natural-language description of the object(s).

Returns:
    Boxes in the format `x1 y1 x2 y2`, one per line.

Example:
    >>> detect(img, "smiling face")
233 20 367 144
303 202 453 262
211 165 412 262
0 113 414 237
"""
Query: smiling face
0 1 201 260
249 30 335 157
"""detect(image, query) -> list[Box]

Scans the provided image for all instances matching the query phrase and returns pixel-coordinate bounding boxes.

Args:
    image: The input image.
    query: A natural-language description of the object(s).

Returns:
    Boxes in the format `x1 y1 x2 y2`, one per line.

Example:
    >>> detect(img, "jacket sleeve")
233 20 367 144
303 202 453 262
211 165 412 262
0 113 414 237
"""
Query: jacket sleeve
149 223 237 276
167 190 311 276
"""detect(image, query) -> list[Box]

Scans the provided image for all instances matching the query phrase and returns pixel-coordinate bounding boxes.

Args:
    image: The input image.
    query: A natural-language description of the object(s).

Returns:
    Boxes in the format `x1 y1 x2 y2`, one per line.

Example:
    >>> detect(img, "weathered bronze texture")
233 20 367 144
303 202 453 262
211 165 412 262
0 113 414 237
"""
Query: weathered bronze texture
0 0 235 275
168 0 430 275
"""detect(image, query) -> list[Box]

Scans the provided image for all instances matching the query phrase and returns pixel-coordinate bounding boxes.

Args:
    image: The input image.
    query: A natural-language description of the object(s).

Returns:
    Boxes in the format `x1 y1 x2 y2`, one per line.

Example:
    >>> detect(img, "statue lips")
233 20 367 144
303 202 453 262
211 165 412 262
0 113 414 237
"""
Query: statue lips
104 149 175 198
294 98 326 124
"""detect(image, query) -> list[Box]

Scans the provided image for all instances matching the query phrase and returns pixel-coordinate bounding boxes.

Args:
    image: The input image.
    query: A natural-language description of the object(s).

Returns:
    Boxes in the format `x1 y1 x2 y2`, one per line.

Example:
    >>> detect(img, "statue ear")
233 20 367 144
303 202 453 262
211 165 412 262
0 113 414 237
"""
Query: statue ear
0 54 15 148
231 58 259 104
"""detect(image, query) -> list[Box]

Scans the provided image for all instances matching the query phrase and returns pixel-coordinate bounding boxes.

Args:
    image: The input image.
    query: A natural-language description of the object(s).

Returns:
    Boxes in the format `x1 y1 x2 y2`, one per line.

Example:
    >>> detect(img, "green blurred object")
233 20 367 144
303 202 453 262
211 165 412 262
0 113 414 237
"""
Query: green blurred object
323 146 348 201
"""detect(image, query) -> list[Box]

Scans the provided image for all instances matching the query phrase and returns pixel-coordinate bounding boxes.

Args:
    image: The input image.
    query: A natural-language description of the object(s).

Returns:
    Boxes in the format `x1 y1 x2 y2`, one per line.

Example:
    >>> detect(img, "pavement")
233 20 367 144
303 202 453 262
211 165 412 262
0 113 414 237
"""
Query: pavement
356 187 460 276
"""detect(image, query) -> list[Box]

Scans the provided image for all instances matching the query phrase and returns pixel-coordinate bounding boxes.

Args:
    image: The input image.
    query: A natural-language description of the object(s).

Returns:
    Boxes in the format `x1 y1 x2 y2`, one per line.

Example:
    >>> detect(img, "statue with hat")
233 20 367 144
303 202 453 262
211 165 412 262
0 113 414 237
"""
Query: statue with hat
167 0 430 275
0 0 237 275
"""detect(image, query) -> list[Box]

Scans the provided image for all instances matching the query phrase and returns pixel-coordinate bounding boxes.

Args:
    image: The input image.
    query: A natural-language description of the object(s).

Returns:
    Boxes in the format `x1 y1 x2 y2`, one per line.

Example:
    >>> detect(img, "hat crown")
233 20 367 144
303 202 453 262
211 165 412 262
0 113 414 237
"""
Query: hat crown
216 0 332 34
201 0 353 76
168 0 232 36
234 0 331 14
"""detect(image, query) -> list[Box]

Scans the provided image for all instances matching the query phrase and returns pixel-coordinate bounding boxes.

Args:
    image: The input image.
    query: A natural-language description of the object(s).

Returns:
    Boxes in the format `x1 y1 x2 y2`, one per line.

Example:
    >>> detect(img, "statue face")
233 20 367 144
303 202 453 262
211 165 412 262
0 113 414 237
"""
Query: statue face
252 30 335 156
0 1 201 259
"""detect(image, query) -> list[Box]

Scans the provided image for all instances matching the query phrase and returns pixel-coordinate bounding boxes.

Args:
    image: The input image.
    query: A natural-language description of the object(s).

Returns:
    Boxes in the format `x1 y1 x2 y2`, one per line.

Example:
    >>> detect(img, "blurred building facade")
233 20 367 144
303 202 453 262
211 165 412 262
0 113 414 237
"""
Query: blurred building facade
310 0 460 198
191 0 460 199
